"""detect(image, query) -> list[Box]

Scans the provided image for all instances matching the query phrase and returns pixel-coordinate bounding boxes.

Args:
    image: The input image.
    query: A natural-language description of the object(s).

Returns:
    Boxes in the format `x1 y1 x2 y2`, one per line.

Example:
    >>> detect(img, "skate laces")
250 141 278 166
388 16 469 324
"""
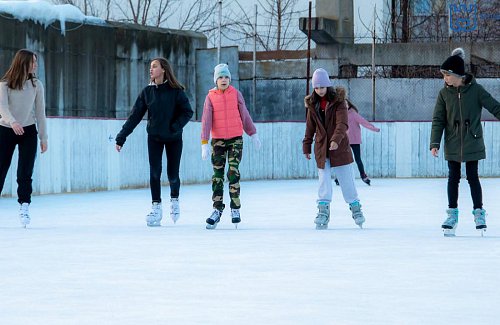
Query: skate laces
443 215 458 227
19 210 29 217
19 203 30 226
231 209 240 218
318 206 329 215
147 203 162 221
19 203 29 217
473 209 486 225
316 204 329 224
350 202 362 214
170 199 180 214
209 209 222 222
444 209 458 226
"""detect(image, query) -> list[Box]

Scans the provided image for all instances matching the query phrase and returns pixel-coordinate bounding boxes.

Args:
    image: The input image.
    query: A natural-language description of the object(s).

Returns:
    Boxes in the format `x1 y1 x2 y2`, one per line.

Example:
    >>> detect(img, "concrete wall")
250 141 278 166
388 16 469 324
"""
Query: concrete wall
314 42 500 66
194 47 240 120
0 16 206 118
2 118 499 197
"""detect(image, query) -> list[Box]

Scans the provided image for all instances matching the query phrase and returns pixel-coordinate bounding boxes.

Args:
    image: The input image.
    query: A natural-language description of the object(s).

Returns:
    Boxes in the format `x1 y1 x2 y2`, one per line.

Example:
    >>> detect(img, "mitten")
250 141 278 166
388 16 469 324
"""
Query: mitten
201 144 211 160
251 134 262 150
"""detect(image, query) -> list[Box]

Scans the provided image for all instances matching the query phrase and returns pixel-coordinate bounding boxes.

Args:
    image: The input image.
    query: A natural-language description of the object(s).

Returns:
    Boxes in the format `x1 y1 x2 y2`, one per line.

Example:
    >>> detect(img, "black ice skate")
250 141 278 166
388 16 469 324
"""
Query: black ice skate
206 209 222 229
231 209 241 229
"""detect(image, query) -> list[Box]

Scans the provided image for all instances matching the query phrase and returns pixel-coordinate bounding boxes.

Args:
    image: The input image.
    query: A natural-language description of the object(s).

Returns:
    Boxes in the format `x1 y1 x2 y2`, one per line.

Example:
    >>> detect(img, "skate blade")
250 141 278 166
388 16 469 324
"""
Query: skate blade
443 229 456 237
206 223 218 230
478 229 486 237
315 224 328 230
354 219 365 229
171 214 180 224
147 222 161 227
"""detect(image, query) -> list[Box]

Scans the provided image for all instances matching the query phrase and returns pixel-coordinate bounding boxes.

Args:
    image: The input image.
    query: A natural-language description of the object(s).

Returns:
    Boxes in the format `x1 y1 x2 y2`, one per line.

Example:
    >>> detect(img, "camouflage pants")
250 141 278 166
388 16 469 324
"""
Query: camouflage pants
211 136 243 211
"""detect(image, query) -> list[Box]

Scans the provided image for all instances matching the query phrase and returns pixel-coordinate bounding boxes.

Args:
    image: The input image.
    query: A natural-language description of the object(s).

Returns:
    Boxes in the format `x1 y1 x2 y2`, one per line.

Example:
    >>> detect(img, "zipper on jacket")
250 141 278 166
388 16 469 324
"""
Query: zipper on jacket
458 91 463 161
223 90 228 138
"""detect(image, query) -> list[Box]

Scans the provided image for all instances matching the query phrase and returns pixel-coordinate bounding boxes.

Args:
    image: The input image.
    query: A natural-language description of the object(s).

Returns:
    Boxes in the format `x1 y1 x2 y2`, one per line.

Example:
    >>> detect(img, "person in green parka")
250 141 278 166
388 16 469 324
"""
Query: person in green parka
430 47 500 236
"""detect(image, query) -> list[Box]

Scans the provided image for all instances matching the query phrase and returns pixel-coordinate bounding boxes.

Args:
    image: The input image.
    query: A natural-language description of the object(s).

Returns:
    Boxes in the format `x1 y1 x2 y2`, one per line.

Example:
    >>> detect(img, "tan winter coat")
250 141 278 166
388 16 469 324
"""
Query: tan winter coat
303 87 354 169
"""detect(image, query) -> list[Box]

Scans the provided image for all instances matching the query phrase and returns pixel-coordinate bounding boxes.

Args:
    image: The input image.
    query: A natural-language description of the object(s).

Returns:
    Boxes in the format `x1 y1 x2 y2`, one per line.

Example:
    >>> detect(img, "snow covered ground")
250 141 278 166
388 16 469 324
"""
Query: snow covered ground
1 177 499 325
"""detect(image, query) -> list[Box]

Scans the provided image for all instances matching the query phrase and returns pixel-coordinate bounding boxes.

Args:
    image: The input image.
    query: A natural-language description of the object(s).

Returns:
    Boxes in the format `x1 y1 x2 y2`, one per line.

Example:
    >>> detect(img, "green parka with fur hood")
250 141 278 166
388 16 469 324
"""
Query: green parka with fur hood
303 87 354 169
430 74 500 162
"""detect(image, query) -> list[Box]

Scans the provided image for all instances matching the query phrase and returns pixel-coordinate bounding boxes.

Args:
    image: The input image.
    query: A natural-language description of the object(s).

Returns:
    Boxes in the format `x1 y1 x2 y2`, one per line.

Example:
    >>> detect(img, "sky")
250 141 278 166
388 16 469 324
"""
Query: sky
1 177 499 324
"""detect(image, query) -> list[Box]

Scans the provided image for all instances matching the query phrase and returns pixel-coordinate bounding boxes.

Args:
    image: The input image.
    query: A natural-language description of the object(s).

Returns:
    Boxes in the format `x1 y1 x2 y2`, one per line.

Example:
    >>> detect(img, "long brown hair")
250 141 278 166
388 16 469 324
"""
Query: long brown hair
1 49 37 90
150 57 184 89
346 99 359 113
310 86 336 104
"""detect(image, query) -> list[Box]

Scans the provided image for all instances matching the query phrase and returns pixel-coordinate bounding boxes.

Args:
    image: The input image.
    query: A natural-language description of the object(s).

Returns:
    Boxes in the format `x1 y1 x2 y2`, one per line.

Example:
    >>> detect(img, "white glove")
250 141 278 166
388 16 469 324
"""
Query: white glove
201 144 211 160
251 134 261 150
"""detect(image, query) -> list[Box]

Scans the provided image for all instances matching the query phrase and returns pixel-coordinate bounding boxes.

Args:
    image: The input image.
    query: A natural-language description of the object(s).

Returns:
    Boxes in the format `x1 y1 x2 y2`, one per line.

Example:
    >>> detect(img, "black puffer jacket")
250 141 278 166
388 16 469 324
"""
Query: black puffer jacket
116 82 193 146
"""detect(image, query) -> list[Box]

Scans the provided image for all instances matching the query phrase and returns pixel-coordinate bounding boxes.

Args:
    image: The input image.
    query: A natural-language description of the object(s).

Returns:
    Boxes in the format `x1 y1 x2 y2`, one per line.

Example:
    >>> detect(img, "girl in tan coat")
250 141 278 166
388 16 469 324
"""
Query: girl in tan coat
303 68 365 230
0 49 47 227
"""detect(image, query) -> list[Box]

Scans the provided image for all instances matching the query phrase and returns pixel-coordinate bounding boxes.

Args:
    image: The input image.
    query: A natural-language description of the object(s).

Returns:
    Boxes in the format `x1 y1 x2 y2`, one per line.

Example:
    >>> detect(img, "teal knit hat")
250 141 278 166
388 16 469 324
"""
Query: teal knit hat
213 63 231 84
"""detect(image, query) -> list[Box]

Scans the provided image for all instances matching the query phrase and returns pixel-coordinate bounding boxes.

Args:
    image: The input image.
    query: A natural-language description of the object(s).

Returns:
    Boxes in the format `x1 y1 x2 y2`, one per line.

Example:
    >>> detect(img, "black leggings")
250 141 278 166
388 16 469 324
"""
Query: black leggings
447 160 482 209
147 137 183 203
0 125 38 204
350 144 366 177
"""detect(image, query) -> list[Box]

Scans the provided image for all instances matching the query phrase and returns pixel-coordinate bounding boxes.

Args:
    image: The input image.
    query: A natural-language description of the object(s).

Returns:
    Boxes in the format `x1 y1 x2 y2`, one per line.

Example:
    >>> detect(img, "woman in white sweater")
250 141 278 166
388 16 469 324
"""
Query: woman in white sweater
0 49 48 227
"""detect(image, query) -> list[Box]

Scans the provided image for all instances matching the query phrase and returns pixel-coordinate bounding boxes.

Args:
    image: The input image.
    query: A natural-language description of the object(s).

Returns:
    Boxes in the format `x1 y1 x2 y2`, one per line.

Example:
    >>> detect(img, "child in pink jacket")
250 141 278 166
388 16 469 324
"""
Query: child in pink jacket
201 64 261 229
346 102 380 185
335 101 380 186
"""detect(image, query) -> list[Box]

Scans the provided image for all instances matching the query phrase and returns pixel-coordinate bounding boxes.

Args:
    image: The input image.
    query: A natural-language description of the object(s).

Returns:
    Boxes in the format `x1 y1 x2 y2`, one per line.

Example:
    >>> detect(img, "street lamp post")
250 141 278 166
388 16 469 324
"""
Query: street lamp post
217 0 222 64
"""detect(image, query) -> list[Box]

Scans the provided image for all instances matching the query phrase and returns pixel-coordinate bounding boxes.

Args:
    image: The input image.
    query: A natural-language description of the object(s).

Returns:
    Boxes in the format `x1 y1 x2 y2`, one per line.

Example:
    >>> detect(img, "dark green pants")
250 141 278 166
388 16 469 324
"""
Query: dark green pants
211 136 243 211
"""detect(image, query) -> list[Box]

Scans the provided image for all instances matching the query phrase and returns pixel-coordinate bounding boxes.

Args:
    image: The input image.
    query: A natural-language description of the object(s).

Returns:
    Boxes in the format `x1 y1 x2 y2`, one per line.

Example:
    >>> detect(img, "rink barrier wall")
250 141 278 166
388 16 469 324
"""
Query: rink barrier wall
1 119 499 196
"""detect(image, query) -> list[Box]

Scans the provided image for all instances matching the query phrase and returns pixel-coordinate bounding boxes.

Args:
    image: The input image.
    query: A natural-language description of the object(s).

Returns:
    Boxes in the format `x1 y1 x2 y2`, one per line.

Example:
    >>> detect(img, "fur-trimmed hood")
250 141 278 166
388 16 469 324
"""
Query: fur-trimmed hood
302 85 353 169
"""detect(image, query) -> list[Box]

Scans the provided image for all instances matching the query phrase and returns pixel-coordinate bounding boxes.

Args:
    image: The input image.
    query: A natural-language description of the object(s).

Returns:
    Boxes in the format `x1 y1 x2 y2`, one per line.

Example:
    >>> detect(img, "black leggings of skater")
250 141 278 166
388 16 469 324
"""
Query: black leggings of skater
447 160 482 209
350 144 365 177
0 124 38 204
147 136 183 203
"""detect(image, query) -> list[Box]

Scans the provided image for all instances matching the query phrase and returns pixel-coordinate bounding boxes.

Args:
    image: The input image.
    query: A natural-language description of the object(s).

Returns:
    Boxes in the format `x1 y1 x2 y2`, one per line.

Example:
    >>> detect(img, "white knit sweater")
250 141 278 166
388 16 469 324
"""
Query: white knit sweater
0 79 47 144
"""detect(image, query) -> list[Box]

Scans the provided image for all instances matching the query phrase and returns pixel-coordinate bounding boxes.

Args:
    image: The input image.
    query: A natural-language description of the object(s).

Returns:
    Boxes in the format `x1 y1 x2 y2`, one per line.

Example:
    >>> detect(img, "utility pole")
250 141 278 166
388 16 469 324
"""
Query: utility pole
217 0 222 63
371 4 376 121
253 4 258 115
306 0 312 96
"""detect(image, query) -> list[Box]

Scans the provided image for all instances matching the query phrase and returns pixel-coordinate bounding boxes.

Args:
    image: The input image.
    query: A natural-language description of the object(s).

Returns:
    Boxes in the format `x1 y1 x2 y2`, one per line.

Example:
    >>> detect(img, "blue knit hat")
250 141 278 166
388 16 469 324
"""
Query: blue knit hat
213 64 231 84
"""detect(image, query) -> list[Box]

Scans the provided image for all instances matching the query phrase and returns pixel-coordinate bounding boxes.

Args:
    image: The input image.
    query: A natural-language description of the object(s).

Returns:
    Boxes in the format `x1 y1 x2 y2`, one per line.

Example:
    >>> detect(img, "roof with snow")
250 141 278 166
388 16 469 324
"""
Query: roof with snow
0 0 105 34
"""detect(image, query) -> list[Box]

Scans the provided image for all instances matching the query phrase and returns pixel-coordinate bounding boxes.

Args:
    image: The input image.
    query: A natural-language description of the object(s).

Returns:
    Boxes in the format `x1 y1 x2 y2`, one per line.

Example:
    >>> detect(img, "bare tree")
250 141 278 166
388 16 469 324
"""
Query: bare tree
153 0 177 27
52 0 111 19
50 0 309 51
256 0 305 51
115 0 151 25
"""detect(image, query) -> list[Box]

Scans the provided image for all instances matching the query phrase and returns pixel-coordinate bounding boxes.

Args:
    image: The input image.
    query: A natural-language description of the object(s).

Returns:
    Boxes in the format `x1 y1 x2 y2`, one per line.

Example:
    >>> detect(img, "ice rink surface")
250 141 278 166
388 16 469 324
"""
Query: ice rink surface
1 178 499 325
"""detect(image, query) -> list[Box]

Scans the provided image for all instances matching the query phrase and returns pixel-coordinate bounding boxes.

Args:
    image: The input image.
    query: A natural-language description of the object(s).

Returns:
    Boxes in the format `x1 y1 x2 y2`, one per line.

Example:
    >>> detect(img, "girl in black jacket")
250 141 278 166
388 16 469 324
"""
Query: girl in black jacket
116 57 193 227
